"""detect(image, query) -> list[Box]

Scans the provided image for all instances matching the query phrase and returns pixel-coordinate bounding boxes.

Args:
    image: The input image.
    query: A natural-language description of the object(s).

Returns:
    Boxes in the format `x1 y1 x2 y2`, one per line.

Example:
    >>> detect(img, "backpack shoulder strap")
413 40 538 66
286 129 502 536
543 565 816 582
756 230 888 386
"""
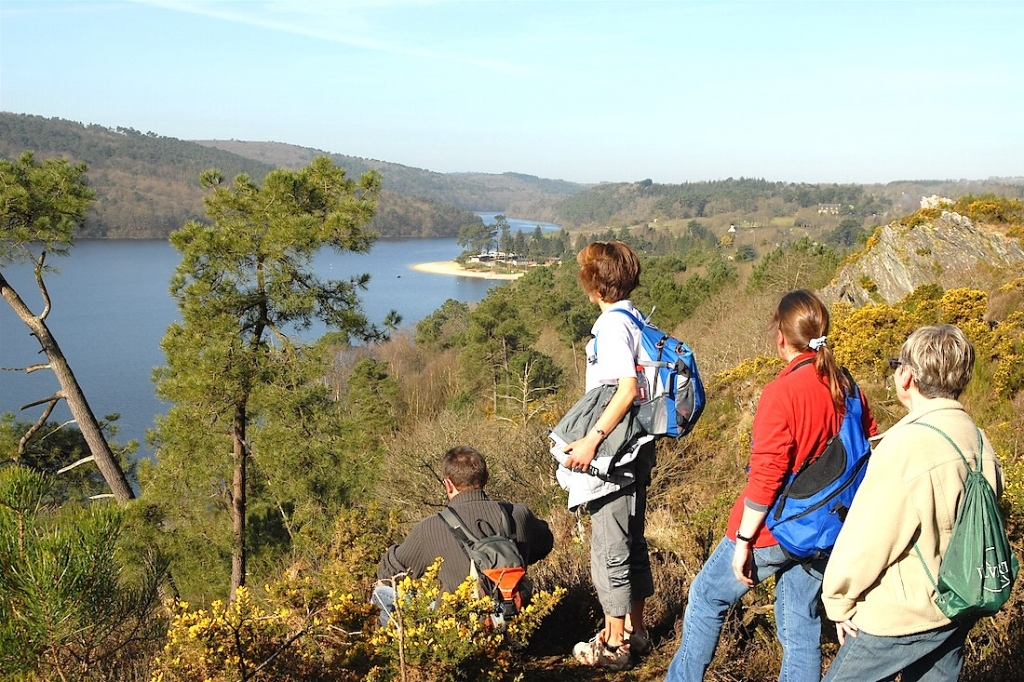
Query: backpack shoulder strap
910 421 987 589
608 307 645 330
439 506 480 549
840 367 860 398
440 504 515 544
913 421 982 472
792 357 816 373
495 502 516 538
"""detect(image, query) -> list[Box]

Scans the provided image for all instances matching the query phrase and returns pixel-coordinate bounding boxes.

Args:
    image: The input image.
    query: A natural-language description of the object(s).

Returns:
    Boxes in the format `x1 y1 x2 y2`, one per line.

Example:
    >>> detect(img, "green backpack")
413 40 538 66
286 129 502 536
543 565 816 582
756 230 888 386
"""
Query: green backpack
913 422 1019 620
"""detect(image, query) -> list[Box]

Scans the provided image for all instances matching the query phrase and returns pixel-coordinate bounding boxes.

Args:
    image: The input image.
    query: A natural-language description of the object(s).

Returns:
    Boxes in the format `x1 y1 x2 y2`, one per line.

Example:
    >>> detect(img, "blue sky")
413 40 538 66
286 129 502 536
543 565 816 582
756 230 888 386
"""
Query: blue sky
1 0 1022 185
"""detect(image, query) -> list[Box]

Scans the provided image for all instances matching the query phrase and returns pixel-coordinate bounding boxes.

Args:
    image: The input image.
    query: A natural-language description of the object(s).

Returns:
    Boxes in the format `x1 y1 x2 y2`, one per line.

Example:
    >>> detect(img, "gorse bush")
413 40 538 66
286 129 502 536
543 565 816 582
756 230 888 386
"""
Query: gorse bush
152 562 564 682
953 193 1024 227
370 562 565 682
152 584 379 682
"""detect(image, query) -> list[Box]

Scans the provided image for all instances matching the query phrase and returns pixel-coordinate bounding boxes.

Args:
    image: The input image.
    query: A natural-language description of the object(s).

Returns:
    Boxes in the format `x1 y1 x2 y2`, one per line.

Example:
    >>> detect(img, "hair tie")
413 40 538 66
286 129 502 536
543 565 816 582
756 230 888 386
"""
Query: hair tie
808 336 827 351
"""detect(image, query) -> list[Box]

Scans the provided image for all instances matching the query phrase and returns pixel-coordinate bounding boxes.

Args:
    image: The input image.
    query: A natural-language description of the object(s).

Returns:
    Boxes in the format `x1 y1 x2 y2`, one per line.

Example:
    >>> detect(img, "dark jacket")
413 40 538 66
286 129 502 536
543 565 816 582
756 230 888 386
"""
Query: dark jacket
376 489 554 594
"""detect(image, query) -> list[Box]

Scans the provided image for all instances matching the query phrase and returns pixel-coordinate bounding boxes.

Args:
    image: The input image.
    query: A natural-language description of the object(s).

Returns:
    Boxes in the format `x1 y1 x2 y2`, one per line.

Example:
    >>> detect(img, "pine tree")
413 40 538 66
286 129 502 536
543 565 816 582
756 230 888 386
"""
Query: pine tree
0 152 136 503
147 157 386 598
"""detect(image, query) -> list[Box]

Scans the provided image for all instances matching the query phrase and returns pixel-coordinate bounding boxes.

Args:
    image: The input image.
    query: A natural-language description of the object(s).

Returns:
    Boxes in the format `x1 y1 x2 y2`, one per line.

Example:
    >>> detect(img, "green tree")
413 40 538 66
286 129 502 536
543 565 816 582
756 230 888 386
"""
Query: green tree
735 244 757 261
826 217 867 247
0 152 136 503
345 357 401 442
148 157 385 598
529 225 545 258
745 237 840 295
512 229 528 259
415 298 471 351
459 288 561 419
497 215 513 254
457 220 496 255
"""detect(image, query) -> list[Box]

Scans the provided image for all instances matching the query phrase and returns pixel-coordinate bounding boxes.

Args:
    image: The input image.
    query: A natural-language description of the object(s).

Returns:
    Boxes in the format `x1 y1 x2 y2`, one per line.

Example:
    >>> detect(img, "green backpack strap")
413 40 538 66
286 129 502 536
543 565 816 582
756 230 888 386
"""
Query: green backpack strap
910 421 984 591
914 421 983 471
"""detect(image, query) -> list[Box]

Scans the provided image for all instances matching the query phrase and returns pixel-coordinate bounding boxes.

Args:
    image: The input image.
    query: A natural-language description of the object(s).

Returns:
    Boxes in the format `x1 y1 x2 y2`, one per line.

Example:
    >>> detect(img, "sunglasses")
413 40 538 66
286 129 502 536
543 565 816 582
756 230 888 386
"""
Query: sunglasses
888 358 903 371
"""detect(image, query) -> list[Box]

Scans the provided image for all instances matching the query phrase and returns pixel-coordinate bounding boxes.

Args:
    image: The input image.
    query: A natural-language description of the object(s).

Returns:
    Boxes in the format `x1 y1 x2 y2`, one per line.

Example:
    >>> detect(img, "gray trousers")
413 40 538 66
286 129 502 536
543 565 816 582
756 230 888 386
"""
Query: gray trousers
585 442 656 617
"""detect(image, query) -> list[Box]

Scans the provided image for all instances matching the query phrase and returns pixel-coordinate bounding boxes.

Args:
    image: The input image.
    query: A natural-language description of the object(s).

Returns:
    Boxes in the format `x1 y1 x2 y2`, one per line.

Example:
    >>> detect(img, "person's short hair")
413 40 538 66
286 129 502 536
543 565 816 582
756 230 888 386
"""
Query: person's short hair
899 324 975 399
442 445 489 490
576 241 641 303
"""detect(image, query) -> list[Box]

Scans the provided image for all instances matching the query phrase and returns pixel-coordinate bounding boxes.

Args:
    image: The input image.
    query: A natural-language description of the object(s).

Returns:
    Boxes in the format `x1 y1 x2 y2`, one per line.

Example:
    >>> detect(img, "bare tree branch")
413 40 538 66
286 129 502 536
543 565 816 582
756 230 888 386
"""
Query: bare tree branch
17 395 60 455
57 456 96 474
19 393 64 410
34 252 53 321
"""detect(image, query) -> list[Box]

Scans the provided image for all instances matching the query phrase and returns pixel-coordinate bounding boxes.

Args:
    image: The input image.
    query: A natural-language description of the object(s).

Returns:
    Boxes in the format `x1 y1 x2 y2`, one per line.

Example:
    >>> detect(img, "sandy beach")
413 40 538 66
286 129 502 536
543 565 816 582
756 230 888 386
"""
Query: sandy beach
411 260 524 280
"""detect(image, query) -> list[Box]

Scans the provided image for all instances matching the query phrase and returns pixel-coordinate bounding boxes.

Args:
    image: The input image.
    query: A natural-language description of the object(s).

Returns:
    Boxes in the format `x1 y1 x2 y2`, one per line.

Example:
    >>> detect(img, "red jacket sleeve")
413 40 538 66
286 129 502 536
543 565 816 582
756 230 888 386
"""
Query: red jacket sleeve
743 379 796 508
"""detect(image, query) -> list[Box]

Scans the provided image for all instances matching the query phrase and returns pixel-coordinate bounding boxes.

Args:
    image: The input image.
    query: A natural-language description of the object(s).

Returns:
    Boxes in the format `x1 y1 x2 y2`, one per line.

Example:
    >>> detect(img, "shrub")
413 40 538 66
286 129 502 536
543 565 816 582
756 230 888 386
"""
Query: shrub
0 466 167 681
953 194 1024 226
368 562 564 682
152 583 379 682
898 206 943 228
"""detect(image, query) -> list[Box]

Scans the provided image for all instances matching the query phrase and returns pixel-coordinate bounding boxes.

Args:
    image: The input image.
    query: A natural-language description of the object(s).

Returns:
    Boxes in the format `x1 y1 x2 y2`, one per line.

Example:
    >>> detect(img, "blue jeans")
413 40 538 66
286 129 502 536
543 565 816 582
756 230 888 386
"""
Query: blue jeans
822 622 969 682
665 538 822 682
371 583 396 627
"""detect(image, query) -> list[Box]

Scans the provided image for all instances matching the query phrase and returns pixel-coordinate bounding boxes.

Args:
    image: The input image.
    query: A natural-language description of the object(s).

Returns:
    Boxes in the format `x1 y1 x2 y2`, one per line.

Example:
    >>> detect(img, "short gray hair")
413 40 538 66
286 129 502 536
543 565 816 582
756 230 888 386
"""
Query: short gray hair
899 324 975 399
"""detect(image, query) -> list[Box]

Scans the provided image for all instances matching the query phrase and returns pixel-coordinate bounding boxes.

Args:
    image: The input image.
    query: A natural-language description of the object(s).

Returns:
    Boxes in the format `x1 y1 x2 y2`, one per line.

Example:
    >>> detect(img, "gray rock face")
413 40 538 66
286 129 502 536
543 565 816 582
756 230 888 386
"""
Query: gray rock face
821 211 1024 306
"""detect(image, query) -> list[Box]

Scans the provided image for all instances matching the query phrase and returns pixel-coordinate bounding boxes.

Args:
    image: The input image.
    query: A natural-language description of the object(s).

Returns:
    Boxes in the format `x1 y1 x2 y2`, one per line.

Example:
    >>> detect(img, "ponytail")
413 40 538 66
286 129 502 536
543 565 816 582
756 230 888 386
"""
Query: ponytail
814 343 850 411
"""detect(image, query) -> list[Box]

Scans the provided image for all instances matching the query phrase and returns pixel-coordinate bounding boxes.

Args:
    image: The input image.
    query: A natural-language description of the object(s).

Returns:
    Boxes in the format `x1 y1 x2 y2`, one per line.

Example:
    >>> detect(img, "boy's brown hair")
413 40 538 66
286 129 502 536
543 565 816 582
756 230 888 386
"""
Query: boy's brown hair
576 241 641 303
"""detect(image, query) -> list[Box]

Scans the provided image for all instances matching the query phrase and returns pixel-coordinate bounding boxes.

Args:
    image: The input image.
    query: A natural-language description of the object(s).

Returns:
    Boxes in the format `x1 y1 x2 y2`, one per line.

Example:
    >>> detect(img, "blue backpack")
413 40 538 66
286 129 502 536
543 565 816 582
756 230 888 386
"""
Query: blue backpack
611 309 706 438
765 363 872 561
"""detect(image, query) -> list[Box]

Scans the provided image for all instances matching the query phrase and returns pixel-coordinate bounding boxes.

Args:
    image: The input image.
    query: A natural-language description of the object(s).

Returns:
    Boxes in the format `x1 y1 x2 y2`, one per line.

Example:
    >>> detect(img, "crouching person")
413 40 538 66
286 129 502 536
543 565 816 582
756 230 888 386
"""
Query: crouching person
372 445 554 626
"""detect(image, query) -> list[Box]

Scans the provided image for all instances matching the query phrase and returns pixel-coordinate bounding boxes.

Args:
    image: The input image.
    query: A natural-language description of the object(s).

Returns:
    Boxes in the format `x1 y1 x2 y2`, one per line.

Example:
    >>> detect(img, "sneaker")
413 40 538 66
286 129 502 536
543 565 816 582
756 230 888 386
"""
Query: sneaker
573 632 631 670
626 627 652 656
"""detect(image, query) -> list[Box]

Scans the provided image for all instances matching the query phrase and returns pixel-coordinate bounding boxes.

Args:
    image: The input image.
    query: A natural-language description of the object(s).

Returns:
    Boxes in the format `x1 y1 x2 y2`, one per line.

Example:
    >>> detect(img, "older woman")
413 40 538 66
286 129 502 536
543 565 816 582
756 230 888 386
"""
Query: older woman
821 324 1006 682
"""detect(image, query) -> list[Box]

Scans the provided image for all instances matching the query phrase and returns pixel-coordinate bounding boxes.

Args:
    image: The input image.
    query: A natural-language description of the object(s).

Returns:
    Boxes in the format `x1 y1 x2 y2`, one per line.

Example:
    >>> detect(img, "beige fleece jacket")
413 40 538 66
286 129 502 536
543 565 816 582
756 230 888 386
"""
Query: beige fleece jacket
821 399 1004 636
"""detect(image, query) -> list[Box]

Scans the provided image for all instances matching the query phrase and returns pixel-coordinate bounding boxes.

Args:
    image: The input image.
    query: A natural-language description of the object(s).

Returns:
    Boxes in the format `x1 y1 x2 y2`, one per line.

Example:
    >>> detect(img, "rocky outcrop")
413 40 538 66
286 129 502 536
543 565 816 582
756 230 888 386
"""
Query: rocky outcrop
822 211 1024 306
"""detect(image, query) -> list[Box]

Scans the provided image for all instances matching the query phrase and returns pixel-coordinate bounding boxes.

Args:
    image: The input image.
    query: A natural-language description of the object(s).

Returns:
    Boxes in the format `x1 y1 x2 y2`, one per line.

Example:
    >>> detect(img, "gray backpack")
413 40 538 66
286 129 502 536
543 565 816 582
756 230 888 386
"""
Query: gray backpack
439 505 526 628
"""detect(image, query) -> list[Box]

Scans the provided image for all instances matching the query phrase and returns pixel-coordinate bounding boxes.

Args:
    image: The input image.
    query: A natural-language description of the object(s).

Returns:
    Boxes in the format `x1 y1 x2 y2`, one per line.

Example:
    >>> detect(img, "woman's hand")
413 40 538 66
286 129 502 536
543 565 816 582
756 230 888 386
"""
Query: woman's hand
732 541 755 587
835 619 859 646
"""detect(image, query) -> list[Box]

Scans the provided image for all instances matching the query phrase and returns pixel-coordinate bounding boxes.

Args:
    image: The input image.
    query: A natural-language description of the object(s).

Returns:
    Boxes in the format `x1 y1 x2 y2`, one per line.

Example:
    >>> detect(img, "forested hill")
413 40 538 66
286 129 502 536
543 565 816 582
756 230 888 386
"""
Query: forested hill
194 139 586 220
549 176 1024 232
5 112 1023 241
0 113 276 238
0 113 526 239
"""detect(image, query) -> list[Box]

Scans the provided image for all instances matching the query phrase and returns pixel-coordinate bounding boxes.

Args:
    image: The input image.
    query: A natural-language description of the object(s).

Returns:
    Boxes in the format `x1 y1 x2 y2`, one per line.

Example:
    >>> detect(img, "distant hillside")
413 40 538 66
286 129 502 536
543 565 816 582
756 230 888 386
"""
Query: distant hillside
550 177 1024 235
0 114 488 239
193 139 585 219
6 112 1023 242
0 113 275 238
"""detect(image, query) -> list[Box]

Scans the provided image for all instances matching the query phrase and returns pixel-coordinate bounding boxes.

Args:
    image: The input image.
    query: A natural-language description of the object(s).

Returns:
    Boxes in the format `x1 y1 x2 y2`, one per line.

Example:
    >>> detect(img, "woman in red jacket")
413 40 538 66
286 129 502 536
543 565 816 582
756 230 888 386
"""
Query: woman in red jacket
665 289 877 682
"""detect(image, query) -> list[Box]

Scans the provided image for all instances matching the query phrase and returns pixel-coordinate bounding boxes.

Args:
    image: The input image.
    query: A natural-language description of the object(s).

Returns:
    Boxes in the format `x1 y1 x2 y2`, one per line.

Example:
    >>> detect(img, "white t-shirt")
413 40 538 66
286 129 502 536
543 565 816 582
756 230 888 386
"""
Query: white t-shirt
585 300 643 393
555 299 652 509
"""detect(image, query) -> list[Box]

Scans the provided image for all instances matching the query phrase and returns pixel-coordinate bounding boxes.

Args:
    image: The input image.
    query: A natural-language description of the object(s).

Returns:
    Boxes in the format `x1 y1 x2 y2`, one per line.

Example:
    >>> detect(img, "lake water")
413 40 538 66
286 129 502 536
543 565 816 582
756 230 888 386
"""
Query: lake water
0 215 558 456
